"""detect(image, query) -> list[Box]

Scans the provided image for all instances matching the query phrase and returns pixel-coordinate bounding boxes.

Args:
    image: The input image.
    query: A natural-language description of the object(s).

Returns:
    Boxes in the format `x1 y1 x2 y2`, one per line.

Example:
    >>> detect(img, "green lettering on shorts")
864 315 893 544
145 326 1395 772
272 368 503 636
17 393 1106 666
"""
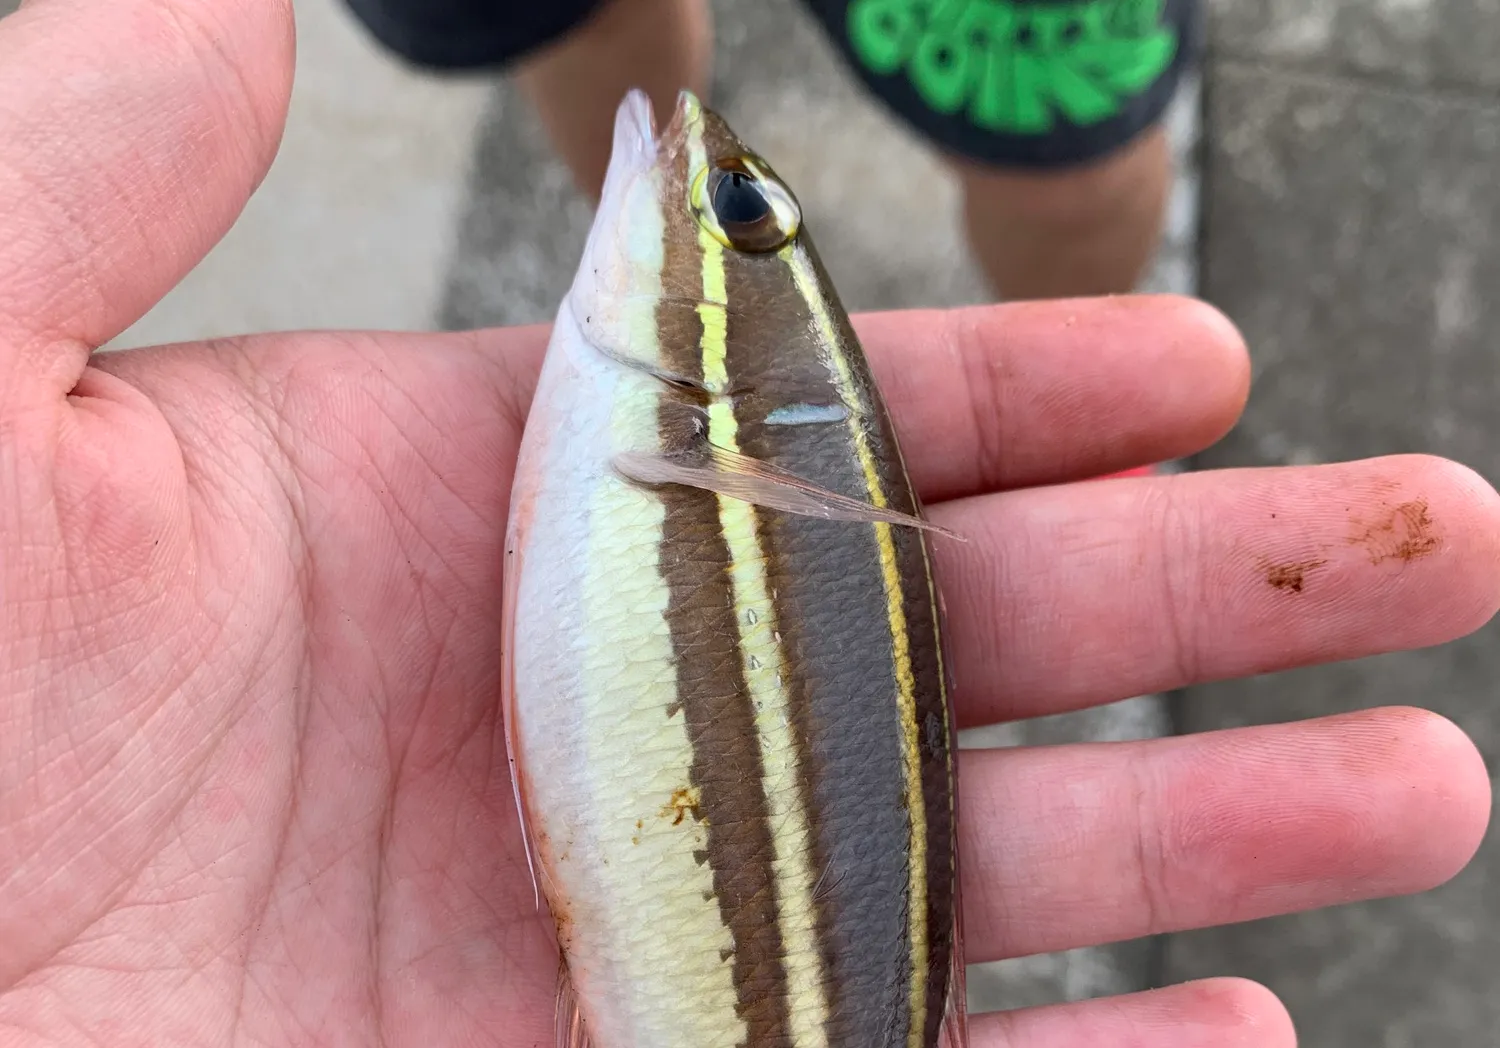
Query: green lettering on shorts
847 0 1178 134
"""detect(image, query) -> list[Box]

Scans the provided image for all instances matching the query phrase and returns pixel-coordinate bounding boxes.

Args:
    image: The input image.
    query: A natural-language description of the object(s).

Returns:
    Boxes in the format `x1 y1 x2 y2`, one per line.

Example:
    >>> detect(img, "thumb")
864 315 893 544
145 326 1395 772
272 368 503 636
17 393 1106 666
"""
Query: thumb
0 0 294 408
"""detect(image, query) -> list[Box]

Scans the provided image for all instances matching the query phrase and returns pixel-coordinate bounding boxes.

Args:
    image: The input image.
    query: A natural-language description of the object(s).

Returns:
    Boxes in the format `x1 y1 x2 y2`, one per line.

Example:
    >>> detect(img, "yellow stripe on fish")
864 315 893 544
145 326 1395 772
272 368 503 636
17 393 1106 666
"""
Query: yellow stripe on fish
787 248 930 1048
689 113 832 1048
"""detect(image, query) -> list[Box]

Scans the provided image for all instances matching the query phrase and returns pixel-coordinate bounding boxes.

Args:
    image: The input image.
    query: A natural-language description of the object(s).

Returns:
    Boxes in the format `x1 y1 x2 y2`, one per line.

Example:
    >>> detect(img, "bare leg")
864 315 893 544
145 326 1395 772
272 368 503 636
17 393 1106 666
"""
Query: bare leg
514 0 712 201
953 124 1172 300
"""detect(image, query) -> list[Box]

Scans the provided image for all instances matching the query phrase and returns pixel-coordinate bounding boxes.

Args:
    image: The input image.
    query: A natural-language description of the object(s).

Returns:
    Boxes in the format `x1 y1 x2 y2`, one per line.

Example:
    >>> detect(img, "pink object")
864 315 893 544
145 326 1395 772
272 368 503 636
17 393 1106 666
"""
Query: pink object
1093 464 1156 481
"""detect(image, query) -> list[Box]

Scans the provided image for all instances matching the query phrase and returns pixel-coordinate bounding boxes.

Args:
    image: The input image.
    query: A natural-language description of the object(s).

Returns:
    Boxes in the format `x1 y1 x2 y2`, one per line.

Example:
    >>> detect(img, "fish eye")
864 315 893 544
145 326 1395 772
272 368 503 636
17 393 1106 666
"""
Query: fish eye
711 169 770 226
692 156 800 253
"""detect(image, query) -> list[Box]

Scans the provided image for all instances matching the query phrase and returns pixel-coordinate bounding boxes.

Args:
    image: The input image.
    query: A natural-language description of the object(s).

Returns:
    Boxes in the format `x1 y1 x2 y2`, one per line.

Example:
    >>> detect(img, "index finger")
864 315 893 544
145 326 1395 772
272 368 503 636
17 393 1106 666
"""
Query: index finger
484 294 1252 501
856 295 1251 501
0 0 293 403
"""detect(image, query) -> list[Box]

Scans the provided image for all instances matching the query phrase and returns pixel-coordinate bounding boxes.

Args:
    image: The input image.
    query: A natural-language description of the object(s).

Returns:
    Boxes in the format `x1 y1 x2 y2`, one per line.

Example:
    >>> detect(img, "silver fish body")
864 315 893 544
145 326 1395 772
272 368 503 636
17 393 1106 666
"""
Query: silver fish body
502 89 965 1048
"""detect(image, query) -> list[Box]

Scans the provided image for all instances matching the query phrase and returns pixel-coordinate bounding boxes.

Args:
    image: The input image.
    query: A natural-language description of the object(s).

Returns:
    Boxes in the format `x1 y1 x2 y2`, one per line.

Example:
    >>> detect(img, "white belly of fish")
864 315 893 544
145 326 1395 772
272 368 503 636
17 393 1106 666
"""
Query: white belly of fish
507 304 748 1048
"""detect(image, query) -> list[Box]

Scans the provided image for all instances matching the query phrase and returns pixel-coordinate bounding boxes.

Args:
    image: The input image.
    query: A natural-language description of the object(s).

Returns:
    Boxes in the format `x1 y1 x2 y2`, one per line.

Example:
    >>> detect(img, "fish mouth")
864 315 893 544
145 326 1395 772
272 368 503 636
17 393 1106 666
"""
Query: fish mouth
616 88 709 155
612 88 745 168
660 88 703 148
600 88 703 192
570 90 675 314
590 88 664 233
609 88 660 173
614 88 658 154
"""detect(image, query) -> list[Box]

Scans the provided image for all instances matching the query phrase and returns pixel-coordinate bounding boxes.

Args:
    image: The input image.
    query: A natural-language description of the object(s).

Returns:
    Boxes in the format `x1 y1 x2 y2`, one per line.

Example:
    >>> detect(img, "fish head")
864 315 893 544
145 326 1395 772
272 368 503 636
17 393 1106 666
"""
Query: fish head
568 89 821 391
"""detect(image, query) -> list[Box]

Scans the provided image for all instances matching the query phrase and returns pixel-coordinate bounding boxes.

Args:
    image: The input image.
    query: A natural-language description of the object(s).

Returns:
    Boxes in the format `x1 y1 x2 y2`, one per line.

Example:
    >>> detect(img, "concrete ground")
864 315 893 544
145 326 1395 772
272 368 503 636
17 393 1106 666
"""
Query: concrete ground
5 0 1496 1043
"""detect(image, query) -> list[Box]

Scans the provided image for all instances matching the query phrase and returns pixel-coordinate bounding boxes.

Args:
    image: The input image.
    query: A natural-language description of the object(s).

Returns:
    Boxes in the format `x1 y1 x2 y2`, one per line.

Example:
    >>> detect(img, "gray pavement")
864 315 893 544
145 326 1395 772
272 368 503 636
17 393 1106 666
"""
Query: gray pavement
1166 3 1500 1043
5 0 1497 1041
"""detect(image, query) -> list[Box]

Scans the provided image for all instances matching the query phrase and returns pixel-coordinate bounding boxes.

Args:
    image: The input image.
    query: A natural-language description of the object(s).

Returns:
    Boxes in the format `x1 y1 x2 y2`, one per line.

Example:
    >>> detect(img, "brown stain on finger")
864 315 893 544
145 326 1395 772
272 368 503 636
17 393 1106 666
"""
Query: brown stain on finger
1350 499 1441 565
1264 558 1328 593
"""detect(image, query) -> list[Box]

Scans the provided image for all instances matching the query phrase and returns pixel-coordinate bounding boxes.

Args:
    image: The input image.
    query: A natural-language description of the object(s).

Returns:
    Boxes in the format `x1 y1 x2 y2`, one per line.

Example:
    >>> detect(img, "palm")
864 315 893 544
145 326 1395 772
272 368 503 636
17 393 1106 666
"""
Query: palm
5 330 560 1043
2 3 1498 1046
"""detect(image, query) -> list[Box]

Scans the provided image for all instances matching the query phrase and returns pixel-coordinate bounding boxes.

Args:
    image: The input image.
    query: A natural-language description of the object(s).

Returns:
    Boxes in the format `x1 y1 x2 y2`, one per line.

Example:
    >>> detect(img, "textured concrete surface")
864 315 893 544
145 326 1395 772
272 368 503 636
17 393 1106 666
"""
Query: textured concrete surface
1206 0 1500 91
1166 8 1500 1044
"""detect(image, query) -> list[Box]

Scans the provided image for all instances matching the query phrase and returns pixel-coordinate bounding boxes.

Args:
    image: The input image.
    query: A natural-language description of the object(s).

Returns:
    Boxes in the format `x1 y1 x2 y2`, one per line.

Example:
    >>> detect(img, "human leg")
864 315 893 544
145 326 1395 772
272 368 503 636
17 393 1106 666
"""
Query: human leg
341 0 711 201
799 0 1200 299
953 121 1170 299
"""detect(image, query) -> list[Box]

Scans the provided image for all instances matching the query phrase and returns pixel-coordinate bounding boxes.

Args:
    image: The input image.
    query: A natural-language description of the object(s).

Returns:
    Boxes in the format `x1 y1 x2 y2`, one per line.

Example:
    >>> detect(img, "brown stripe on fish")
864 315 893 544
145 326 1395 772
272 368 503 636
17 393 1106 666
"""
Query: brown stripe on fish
654 290 795 1041
667 104 837 1048
898 522 957 1048
716 236 922 1047
784 235 955 1048
655 135 718 382
656 469 795 1044
652 137 799 1045
800 239 960 1047
642 94 957 1046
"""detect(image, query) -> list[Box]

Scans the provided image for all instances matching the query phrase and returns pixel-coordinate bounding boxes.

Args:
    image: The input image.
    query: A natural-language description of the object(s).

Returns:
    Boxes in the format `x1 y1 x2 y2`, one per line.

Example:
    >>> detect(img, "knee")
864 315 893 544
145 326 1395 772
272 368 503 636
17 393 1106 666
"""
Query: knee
954 125 1171 235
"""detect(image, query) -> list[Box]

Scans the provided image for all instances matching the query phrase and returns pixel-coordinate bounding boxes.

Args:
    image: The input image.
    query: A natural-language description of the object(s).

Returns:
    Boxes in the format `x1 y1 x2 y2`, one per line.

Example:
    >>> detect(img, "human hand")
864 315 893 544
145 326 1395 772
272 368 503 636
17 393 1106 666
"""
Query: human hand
2 2 1496 1045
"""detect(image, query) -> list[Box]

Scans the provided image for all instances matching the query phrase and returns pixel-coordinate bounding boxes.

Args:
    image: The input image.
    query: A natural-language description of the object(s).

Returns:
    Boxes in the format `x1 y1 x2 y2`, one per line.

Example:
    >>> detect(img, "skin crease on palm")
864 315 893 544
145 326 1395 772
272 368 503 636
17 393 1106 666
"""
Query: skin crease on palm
1 1 1498 1045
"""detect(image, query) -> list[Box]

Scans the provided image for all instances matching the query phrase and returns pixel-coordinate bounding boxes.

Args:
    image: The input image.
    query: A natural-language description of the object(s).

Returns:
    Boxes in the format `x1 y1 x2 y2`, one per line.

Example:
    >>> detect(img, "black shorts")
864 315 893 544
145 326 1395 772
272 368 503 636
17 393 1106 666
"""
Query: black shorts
342 0 1202 170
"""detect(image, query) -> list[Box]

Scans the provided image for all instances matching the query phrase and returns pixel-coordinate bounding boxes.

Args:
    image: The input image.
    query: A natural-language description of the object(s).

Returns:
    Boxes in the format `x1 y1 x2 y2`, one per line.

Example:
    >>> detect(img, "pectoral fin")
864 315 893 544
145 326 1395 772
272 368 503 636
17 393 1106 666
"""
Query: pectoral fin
613 444 964 540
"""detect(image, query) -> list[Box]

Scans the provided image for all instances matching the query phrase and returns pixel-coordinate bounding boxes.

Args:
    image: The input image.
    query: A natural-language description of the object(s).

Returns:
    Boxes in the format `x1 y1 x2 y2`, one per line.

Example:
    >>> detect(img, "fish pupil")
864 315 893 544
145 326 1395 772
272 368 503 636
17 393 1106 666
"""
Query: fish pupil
712 169 772 227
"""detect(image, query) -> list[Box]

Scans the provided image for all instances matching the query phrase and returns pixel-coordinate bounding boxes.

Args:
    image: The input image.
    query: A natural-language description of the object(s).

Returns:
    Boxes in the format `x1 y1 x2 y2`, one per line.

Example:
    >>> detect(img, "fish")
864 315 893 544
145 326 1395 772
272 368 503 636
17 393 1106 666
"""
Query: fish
501 87 966 1048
